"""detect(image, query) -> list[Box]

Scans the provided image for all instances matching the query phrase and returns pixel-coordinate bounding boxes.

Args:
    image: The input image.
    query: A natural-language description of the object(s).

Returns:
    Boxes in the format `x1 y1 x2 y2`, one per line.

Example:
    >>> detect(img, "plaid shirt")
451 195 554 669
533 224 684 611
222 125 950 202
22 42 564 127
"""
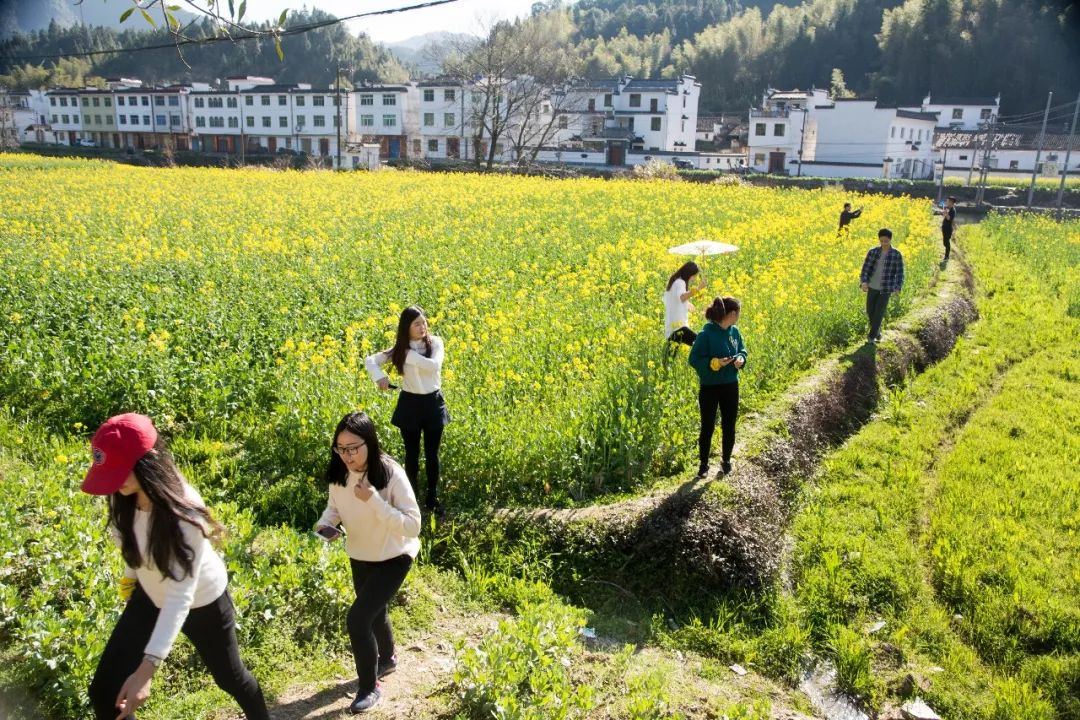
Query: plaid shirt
860 246 904 293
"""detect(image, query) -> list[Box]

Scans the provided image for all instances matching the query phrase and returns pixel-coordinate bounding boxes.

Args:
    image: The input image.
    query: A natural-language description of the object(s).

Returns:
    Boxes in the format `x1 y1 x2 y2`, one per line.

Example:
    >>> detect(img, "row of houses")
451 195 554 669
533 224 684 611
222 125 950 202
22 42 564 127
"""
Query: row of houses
4 75 1076 179
746 89 1079 180
2 74 701 168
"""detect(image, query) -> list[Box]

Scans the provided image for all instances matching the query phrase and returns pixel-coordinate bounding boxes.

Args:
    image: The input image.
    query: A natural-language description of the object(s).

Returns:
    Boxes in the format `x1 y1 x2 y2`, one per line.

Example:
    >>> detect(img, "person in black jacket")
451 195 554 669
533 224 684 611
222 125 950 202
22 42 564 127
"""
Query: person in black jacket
941 196 957 260
838 203 863 231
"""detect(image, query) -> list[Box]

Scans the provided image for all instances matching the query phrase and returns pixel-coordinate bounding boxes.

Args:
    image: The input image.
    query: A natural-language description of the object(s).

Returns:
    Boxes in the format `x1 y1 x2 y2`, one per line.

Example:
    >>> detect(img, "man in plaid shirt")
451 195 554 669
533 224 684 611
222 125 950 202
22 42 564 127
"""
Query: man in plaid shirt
860 228 904 343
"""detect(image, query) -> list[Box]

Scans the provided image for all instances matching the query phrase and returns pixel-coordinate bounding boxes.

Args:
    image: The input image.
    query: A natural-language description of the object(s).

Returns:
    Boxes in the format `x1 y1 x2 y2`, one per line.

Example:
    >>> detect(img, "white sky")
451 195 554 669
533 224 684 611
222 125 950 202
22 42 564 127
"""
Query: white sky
244 0 541 43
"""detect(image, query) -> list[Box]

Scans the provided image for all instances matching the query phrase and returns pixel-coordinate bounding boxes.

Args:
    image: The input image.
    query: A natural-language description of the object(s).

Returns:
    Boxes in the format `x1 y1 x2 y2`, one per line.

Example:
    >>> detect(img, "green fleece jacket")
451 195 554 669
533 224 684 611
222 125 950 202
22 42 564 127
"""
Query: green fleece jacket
688 322 747 385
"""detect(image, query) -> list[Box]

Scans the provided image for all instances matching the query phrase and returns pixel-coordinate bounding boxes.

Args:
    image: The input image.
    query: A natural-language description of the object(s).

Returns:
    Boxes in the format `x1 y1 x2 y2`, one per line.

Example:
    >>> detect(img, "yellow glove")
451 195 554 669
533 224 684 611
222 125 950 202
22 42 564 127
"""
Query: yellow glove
119 576 136 601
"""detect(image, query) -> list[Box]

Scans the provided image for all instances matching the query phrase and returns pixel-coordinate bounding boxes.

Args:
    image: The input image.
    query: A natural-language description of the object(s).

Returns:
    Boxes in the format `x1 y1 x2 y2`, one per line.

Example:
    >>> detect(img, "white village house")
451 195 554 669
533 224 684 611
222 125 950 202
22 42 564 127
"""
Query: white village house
908 94 1000 132
935 129 1080 180
748 88 939 179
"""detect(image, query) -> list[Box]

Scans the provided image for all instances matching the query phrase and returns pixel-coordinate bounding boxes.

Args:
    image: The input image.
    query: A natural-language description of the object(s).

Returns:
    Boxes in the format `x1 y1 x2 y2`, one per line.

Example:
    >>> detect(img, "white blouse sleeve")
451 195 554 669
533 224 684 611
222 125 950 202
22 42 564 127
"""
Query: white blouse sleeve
404 336 444 372
364 349 391 383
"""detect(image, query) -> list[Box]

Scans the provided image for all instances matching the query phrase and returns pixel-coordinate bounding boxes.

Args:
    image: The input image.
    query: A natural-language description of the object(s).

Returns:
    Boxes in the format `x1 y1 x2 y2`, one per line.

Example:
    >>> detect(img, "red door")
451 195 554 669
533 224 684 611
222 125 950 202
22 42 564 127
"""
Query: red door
768 151 786 173
607 143 625 166
268 137 277 152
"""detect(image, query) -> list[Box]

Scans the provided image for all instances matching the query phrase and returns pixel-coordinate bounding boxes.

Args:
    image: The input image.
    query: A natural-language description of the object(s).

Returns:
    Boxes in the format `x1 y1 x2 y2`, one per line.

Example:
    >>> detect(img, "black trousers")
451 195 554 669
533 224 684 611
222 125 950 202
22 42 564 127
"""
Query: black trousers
942 226 953 258
88 585 268 720
668 326 697 347
866 288 892 340
401 424 444 509
348 555 413 694
698 382 739 467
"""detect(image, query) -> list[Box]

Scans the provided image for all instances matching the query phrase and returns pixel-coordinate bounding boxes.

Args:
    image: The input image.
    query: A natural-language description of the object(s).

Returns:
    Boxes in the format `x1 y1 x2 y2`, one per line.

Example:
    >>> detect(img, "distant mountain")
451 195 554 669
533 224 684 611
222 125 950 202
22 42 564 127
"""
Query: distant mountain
385 31 476 77
1 0 199 40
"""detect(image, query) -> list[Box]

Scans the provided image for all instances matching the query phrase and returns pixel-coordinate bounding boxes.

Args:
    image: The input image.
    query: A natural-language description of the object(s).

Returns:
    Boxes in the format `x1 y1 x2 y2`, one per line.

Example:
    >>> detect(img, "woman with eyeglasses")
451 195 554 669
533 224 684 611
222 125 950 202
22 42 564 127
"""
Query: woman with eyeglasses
365 305 450 513
314 411 421 714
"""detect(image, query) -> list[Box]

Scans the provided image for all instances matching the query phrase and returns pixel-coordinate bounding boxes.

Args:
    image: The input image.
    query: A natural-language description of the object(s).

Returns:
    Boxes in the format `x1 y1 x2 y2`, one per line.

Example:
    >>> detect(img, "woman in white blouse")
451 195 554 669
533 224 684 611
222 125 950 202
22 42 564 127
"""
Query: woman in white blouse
365 305 450 512
315 411 421 714
80 413 269 720
664 261 707 346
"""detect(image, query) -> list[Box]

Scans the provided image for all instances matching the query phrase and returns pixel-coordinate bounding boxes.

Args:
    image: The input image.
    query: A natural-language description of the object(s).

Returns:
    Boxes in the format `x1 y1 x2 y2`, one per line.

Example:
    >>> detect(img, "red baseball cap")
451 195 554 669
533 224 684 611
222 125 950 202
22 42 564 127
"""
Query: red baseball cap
81 413 159 495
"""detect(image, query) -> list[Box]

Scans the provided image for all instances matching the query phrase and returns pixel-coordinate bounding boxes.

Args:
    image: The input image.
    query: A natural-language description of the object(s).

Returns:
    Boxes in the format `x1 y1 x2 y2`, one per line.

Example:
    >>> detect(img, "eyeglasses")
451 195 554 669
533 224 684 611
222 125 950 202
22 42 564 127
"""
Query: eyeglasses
333 442 366 457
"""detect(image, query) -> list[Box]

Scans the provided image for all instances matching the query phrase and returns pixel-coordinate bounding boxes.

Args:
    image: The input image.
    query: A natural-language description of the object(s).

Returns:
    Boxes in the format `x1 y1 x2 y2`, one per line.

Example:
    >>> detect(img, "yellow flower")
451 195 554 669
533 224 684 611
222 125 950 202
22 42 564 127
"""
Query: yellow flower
710 357 722 371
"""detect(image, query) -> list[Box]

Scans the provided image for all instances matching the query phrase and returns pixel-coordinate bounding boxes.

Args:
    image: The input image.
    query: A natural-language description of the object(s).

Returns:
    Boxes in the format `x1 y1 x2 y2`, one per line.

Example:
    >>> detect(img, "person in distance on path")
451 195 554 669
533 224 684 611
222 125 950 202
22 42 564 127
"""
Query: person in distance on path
365 305 450 514
688 297 747 478
315 411 421 714
81 413 270 720
859 228 905 343
940 196 957 261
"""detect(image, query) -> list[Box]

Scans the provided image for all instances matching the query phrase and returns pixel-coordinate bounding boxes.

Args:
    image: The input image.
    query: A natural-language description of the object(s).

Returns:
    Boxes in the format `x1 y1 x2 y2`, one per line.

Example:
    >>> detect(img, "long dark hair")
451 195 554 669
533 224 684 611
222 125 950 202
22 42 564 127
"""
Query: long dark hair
385 305 432 375
325 411 391 491
705 296 741 323
108 439 223 582
667 261 700 291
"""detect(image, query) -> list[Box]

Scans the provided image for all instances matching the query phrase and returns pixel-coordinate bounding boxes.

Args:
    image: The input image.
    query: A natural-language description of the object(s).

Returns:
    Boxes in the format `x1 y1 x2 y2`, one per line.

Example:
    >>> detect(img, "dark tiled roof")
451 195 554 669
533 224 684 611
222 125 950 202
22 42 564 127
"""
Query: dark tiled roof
896 109 939 121
624 79 680 92
935 130 1080 152
927 96 999 106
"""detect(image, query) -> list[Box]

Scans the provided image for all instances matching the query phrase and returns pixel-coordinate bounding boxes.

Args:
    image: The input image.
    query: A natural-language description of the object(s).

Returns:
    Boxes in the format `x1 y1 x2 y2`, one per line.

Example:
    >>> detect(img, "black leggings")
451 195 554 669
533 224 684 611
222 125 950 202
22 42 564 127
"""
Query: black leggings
942 226 953 258
88 585 268 720
348 555 413 694
401 425 443 509
698 382 739 466
668 326 697 347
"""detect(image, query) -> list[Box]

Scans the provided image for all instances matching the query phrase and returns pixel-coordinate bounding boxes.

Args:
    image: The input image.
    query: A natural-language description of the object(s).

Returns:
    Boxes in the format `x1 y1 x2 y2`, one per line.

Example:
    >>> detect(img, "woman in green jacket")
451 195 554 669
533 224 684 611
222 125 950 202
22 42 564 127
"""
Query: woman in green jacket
688 297 747 477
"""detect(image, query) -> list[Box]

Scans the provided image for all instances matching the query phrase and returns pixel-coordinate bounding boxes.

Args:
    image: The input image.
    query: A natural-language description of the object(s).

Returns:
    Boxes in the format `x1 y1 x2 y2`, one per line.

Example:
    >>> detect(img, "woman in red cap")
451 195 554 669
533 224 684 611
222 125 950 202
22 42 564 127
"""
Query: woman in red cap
81 413 270 720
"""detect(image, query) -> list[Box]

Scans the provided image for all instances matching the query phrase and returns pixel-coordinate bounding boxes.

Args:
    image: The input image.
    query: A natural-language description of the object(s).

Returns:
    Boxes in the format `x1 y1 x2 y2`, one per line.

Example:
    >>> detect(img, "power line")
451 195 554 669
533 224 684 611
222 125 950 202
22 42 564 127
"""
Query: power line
4 0 461 63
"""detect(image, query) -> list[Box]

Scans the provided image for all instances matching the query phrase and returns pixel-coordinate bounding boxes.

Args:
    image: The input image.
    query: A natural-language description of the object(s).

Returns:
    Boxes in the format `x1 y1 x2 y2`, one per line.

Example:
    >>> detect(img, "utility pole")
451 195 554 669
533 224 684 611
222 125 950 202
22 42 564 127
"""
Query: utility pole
1055 91 1080 219
796 106 807 177
975 114 996 207
335 61 342 170
239 88 245 165
1026 91 1053 210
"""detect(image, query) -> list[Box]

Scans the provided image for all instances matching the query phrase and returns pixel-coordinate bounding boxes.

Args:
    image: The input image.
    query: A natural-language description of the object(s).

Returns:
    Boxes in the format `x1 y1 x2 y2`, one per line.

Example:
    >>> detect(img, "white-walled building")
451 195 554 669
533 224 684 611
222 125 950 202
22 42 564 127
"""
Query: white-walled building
354 84 411 159
4 90 50 144
549 75 701 165
909 94 1000 131
45 88 83 145
935 130 1080 179
749 88 939 179
415 80 468 160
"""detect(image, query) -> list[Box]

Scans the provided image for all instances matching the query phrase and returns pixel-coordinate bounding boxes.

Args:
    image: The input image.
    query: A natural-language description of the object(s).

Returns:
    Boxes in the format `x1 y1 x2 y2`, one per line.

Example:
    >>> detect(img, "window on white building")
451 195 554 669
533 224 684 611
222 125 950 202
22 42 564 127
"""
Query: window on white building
428 139 438 152
413 139 422 154
92 97 100 107
360 94 373 106
227 97 237 108
279 116 288 128
981 108 992 120
445 89 455 102
49 98 56 106
278 95 287 106
424 113 435 127
209 117 224 128
900 127 906 139
228 117 238 128
361 115 374 127
424 89 434 102
755 123 766 136
208 97 223 108
261 95 270 106
117 115 125 125
774 124 785 137
444 113 455 127
262 116 271 127
295 96 305 107
94 115 101 124
1009 160 1019 169
558 115 568 129
51 114 58 123
313 96 325 107
155 114 165 126
105 98 112 107
130 115 138 125
195 98 205 108
296 115 305 127
143 115 150 125
245 96 254 106
754 153 765 165
604 93 612 107
382 94 396 106
314 116 325 127
246 116 254 127
651 117 661 131
383 114 396 127
169 96 178 106
629 94 641 108
952 108 963 120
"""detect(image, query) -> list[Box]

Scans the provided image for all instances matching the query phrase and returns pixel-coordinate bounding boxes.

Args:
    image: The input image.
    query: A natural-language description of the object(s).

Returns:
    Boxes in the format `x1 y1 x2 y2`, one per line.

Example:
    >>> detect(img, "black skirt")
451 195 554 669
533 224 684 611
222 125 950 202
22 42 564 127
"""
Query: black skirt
391 389 451 431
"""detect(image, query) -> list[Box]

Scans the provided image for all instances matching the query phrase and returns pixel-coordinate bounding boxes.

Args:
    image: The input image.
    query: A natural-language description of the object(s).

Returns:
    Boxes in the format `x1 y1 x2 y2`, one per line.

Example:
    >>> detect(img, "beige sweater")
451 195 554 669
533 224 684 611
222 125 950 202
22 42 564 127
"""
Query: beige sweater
315 459 422 561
